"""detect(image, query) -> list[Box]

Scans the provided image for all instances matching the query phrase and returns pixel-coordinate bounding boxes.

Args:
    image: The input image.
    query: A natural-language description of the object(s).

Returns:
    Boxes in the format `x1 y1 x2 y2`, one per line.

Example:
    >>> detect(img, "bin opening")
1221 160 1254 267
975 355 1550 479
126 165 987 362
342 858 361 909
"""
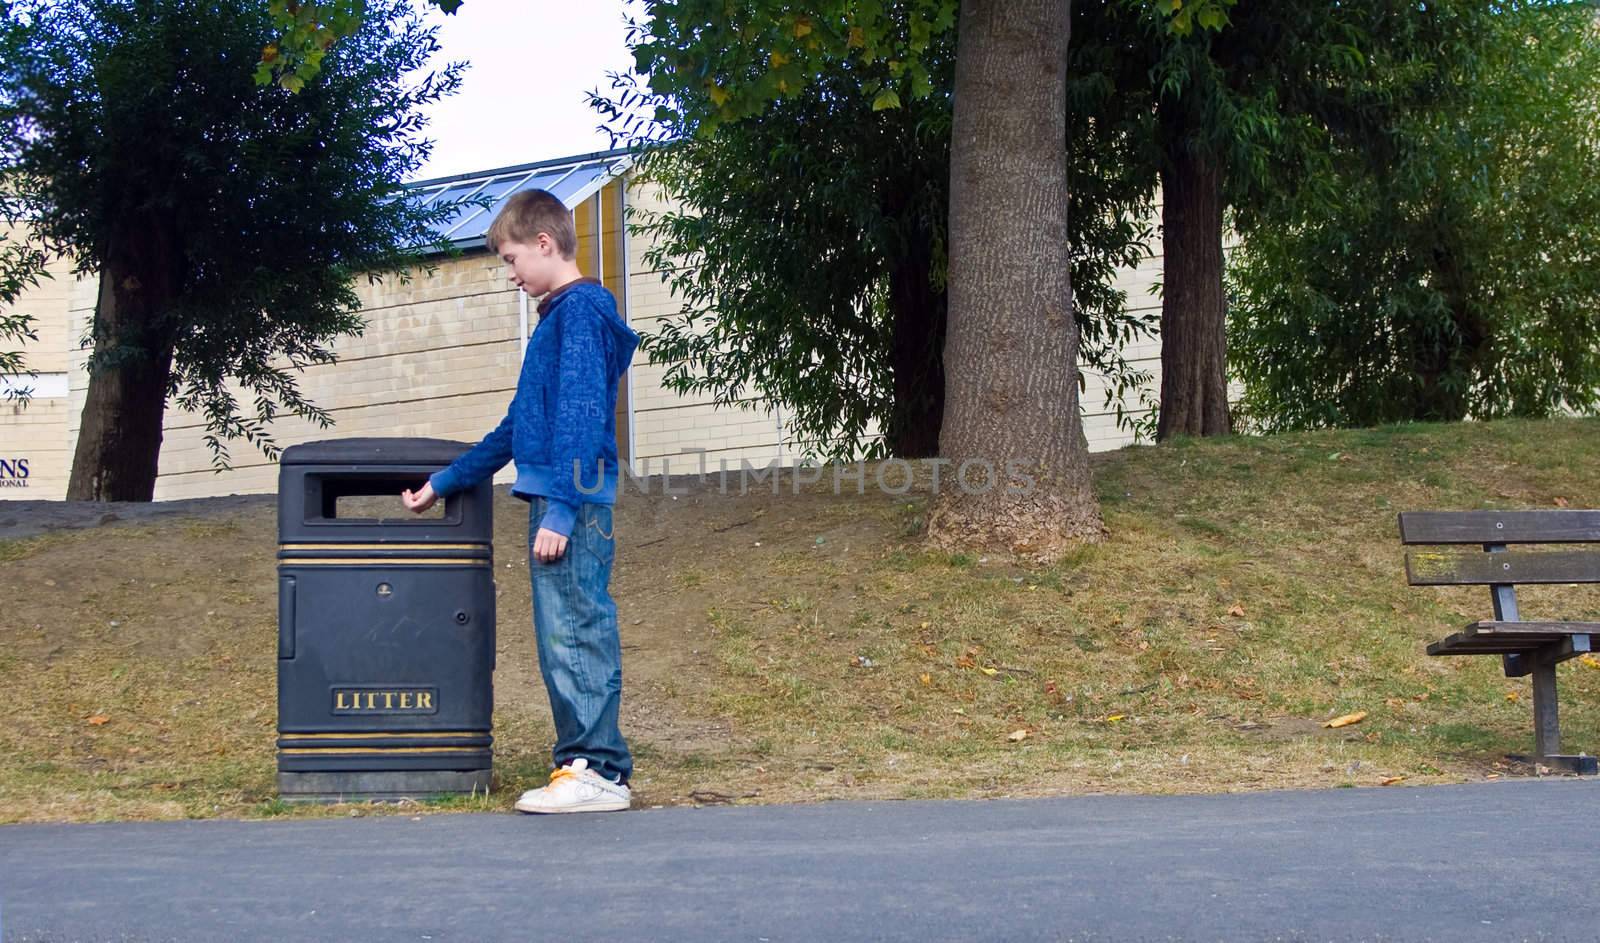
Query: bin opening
304 473 461 525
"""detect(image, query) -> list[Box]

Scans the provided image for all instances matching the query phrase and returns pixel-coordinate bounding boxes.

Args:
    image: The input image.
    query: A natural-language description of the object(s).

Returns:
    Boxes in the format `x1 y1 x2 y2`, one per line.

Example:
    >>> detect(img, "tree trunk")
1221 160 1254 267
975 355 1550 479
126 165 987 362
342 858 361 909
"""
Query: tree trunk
885 235 946 459
1155 118 1233 441
1411 239 1480 423
926 0 1103 563
67 240 178 502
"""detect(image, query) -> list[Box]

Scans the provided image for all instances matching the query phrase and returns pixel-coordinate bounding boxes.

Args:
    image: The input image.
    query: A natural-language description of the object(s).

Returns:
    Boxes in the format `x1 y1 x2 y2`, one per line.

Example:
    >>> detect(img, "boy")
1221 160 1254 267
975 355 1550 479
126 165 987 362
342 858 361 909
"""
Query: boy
401 188 639 814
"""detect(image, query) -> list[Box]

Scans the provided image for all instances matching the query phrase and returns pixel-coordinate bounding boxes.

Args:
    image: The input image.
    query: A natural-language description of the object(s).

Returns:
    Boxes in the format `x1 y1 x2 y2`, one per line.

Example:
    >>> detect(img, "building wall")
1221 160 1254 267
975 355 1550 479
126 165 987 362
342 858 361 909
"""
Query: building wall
623 180 798 472
62 248 525 501
1083 238 1164 451
0 225 80 500
5 173 1171 503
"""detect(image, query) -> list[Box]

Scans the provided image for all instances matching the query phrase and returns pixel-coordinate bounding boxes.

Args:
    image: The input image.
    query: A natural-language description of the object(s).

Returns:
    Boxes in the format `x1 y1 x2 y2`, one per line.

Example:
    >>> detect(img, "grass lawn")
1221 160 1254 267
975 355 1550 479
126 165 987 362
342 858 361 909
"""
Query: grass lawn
2 416 1598 823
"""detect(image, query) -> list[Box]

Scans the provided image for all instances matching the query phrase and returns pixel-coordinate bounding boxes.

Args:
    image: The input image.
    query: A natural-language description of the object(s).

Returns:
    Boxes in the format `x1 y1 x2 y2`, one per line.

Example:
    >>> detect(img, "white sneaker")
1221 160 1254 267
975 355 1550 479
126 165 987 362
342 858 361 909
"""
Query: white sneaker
513 758 631 814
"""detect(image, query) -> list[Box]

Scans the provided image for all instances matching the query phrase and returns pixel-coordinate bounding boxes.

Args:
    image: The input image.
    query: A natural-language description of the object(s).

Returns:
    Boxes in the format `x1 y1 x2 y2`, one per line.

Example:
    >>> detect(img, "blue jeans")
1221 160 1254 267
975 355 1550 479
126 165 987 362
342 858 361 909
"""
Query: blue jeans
528 495 632 784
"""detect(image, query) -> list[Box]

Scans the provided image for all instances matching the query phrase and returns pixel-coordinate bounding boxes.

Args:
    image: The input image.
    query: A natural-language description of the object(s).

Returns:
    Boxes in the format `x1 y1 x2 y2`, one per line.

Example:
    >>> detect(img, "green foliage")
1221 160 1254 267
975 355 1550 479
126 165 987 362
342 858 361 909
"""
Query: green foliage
0 0 466 465
1157 0 1236 37
612 105 944 459
253 0 365 93
0 221 47 405
626 0 956 137
259 0 1227 96
1228 2 1600 431
596 18 957 458
1127 0 1394 214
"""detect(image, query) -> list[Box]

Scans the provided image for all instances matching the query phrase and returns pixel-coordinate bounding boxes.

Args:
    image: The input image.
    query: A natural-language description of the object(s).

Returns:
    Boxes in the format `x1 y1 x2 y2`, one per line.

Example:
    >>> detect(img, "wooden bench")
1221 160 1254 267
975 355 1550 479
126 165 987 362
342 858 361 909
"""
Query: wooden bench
1399 510 1598 775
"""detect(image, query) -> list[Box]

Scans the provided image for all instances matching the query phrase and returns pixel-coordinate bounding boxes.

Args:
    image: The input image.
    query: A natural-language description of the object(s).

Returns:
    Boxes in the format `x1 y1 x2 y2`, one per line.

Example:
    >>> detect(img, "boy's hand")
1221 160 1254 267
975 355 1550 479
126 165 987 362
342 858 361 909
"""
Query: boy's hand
401 482 437 514
532 527 568 563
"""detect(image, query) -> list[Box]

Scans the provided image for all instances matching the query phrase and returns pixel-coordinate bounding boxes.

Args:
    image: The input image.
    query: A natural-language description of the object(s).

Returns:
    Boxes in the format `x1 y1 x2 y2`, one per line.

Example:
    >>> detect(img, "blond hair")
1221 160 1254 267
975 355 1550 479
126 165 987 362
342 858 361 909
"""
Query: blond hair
485 189 577 259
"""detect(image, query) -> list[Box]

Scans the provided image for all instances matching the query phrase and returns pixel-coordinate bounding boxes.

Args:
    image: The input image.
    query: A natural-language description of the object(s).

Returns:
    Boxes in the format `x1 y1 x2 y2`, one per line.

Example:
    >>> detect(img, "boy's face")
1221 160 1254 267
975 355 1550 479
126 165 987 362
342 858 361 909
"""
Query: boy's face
498 234 564 297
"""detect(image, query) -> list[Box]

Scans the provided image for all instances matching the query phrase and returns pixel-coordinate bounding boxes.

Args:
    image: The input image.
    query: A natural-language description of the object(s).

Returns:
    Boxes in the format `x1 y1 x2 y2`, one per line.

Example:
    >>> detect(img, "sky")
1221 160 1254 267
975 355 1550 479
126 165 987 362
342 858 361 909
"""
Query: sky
413 0 642 181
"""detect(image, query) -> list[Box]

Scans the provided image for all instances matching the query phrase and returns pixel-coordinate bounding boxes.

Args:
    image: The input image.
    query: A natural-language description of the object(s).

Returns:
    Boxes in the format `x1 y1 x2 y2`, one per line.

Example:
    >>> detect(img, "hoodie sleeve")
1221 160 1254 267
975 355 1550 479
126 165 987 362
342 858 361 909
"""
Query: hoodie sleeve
538 298 613 537
429 408 514 498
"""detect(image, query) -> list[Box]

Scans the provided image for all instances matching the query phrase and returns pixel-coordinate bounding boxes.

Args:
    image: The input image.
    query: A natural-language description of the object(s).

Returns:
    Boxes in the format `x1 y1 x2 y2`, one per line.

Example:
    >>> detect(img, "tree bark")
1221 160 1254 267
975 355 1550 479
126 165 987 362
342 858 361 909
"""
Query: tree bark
1411 238 1480 423
66 236 178 502
1155 117 1233 441
885 235 946 459
926 0 1103 562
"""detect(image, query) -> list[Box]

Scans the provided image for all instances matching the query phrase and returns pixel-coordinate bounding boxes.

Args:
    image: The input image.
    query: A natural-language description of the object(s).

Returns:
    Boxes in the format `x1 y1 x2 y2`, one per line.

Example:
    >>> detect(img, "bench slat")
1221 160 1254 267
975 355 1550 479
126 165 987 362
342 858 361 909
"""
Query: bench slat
1398 510 1600 545
1406 549 1600 585
1426 622 1598 656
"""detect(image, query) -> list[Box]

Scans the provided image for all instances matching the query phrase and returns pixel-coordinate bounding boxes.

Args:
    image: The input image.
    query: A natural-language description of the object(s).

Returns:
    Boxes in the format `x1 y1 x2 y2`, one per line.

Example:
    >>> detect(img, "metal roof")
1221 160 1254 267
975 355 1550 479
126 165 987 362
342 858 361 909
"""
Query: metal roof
408 147 634 253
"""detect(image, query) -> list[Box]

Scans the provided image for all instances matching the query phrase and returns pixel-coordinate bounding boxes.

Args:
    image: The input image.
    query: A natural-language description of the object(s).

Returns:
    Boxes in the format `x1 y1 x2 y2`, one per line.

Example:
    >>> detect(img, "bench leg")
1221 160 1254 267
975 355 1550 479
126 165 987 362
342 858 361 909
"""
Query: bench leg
1526 662 1598 775
1532 661 1560 758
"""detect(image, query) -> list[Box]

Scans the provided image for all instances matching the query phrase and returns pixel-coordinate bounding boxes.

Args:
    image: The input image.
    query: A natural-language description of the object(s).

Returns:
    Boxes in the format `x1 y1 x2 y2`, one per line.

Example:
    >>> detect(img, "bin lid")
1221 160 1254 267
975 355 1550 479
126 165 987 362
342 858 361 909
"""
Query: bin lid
280 437 472 466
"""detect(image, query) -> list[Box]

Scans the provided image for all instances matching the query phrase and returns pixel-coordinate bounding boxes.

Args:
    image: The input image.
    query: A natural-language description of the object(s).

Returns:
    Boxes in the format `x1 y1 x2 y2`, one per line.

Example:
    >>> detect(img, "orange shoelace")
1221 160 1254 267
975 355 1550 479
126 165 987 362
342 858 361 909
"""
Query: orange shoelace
548 766 579 786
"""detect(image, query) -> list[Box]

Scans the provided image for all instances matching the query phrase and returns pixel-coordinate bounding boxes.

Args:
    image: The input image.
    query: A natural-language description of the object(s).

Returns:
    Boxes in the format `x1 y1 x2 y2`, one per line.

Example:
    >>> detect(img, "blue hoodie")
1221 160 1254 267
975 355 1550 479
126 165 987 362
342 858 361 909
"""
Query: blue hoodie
428 278 640 537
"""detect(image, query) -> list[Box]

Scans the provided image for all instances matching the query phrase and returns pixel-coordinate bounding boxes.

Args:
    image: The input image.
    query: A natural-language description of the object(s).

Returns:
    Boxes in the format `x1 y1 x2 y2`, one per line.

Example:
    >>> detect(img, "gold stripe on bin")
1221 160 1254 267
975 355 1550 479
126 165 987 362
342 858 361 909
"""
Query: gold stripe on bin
278 543 486 552
279 731 486 740
278 746 487 755
279 558 487 566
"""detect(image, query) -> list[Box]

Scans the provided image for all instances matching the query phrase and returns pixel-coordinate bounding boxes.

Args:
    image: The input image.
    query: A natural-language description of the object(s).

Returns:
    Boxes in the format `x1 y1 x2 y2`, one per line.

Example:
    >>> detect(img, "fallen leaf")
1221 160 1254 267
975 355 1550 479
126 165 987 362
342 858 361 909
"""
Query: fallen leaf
955 655 975 670
1007 729 1029 742
87 715 110 726
918 673 931 686
1579 654 1600 670
1505 690 1520 703
1381 776 1407 786
1323 711 1367 729
918 621 930 630
1554 496 1570 508
1106 714 1126 723
979 666 998 677
1227 604 1246 618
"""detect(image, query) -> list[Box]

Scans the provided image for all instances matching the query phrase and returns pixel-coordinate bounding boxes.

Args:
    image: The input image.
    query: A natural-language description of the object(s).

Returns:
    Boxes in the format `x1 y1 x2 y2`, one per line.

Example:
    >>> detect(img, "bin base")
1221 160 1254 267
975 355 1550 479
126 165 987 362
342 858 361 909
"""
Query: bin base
278 769 492 804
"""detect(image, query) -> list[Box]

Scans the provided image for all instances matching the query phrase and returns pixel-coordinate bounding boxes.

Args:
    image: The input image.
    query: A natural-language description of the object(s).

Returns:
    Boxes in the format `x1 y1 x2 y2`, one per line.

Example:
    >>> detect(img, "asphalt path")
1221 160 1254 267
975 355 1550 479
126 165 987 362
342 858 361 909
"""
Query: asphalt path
2 779 1596 943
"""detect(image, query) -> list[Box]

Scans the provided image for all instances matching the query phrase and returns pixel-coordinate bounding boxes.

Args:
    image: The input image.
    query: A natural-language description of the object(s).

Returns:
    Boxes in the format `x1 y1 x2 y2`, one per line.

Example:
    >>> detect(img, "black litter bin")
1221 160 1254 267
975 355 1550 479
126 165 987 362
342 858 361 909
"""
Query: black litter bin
276 437 495 802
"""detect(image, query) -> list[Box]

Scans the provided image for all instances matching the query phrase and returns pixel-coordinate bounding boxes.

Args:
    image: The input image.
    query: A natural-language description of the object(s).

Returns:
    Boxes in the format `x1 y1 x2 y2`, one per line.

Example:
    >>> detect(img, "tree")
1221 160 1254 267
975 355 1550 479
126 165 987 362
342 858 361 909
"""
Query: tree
590 4 1157 461
609 0 1232 559
1229 1 1600 430
599 42 956 460
1118 1 1388 440
0 0 464 500
609 0 1103 558
927 0 1103 556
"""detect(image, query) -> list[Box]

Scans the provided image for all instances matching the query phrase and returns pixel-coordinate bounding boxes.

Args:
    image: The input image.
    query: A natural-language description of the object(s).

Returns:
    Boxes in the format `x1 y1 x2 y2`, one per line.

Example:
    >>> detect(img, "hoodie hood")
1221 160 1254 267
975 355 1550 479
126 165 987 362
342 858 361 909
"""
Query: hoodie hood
540 279 639 381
